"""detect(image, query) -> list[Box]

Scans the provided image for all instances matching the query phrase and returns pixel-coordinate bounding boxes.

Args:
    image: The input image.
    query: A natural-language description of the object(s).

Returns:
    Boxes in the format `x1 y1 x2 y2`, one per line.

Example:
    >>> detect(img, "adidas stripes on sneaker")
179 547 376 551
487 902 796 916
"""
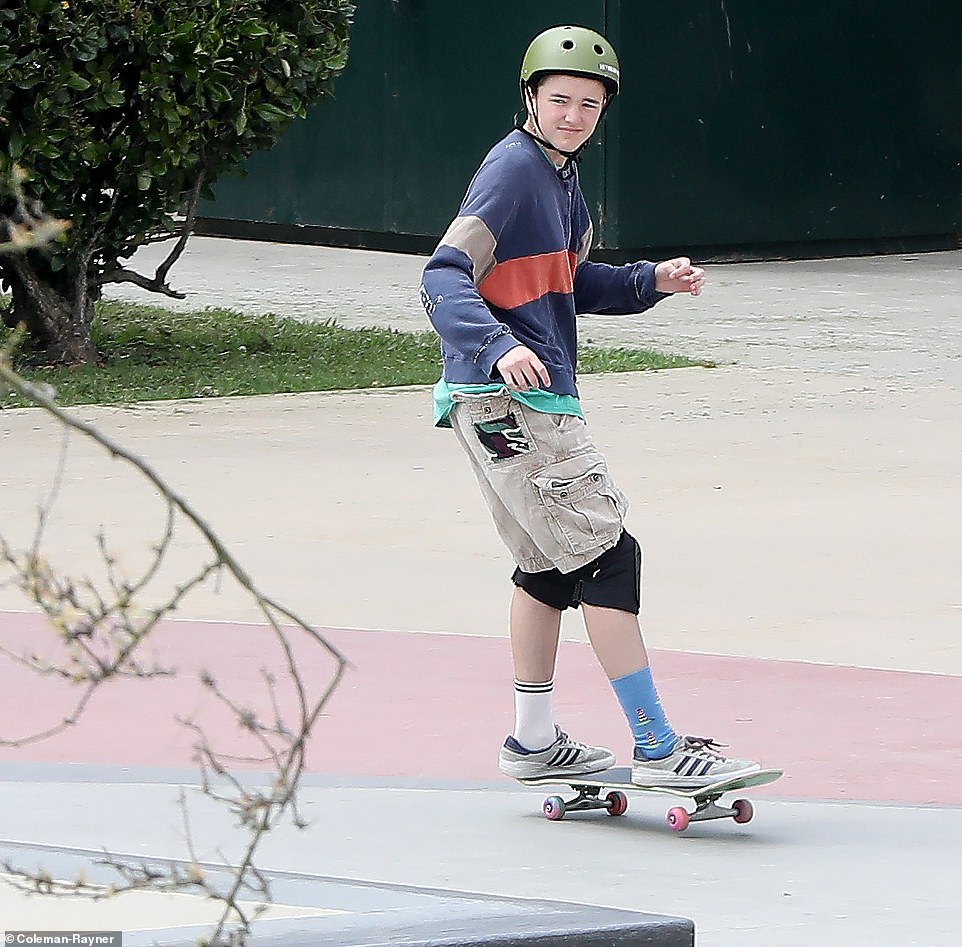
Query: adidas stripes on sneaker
498 725 615 779
631 735 760 790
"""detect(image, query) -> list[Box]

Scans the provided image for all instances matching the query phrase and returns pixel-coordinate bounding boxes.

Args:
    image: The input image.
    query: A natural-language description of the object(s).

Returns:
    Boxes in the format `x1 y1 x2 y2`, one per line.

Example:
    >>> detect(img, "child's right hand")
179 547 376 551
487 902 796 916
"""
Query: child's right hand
496 345 552 392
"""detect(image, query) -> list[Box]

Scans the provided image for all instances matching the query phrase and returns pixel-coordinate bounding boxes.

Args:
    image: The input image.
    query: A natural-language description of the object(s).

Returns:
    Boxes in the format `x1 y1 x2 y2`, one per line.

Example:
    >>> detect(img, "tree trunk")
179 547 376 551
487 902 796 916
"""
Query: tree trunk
1 254 99 365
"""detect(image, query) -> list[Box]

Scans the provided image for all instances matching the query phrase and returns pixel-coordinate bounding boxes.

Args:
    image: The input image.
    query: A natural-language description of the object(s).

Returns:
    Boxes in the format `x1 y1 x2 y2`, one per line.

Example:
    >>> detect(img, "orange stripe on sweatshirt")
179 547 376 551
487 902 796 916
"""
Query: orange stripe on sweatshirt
479 250 577 310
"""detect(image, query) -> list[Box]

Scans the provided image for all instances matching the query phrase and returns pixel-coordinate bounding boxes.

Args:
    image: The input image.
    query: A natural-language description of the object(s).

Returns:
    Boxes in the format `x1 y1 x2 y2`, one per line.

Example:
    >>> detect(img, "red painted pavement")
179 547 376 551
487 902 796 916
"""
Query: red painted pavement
1 611 959 806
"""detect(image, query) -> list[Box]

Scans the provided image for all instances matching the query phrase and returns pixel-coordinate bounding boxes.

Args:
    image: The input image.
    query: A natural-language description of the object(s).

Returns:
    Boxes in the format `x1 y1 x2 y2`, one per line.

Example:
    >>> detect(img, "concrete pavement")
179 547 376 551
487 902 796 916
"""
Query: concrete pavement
104 239 962 381
1 237 961 944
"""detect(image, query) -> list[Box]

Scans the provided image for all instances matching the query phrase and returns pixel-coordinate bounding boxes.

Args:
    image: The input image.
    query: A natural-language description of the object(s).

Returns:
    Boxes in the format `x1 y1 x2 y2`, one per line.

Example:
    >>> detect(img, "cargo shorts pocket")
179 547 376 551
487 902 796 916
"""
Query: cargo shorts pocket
452 390 535 464
531 456 629 556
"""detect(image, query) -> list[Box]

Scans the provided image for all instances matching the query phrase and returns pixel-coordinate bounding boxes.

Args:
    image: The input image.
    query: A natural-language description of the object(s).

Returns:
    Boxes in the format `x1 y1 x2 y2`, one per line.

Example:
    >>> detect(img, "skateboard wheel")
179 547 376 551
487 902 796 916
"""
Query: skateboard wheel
543 795 566 821
605 790 629 817
666 806 690 832
732 798 754 824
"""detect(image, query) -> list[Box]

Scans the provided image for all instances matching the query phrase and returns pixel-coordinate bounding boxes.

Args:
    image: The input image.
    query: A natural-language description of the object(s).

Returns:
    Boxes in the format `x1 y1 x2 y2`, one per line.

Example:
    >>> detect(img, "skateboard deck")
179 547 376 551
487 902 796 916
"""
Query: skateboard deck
519 766 783 831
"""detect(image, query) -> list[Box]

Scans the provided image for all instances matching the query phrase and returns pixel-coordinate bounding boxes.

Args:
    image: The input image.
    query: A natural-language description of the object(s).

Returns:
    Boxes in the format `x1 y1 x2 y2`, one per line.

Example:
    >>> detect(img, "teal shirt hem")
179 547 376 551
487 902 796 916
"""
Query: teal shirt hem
433 380 583 428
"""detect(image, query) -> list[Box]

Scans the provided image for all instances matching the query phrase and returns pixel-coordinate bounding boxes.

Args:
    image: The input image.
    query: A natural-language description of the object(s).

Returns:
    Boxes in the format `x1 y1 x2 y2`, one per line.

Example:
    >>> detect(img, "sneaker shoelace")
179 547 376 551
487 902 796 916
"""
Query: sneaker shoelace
555 728 590 753
679 735 729 760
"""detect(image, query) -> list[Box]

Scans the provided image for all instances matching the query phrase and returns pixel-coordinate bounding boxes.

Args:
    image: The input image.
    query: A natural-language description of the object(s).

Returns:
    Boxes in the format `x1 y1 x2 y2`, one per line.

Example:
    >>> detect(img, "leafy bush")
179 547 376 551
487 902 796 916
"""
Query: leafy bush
0 0 354 363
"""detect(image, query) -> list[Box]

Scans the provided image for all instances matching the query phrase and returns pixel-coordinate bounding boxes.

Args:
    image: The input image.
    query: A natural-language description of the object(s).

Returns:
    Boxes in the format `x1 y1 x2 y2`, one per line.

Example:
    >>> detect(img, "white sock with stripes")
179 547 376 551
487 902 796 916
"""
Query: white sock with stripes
512 679 556 751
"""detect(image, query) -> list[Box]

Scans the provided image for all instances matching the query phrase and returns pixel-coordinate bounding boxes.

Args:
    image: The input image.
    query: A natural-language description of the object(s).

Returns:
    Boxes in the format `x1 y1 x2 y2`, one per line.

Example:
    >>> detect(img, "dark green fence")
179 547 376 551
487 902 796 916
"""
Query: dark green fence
198 1 962 261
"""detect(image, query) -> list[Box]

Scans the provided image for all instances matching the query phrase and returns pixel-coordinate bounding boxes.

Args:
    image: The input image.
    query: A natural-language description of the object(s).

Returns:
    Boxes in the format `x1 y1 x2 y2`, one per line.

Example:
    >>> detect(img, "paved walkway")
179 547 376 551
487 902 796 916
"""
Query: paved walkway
1 238 960 944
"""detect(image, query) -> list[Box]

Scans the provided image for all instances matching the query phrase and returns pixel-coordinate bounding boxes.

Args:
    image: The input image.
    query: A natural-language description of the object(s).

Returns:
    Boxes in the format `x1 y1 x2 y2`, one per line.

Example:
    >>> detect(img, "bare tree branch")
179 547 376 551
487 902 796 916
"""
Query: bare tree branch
0 354 351 946
155 168 206 287
99 169 207 300
96 266 187 299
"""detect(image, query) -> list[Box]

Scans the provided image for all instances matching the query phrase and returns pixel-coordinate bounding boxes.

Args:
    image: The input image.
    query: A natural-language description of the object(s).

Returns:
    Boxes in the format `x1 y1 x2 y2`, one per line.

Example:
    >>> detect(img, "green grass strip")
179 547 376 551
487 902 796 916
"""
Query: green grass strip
1 300 712 408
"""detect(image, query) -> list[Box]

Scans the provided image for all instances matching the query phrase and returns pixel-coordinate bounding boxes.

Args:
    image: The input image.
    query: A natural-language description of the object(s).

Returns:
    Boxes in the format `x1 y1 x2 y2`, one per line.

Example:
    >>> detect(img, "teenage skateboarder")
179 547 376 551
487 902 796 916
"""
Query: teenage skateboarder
420 25 761 789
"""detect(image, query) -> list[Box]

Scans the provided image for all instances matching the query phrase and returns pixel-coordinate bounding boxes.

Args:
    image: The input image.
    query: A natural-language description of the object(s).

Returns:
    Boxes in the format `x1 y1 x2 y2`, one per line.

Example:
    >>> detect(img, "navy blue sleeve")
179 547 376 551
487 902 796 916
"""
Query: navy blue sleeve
573 259 670 315
419 148 537 377
420 243 519 379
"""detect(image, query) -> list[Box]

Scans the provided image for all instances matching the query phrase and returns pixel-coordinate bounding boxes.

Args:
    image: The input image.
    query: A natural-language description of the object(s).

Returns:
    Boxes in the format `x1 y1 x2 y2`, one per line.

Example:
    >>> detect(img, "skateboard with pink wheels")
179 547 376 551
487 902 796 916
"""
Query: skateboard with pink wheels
519 766 783 832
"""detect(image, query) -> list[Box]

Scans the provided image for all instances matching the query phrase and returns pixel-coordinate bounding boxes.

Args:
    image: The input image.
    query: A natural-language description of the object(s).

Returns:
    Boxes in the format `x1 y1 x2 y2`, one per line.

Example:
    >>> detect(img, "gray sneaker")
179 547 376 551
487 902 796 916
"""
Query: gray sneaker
631 735 760 790
499 725 616 780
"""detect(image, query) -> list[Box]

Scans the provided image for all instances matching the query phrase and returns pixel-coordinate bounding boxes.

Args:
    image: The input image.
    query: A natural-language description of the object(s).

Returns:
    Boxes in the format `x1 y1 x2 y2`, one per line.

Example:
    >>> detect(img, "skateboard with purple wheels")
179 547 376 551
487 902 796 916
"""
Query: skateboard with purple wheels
519 766 783 832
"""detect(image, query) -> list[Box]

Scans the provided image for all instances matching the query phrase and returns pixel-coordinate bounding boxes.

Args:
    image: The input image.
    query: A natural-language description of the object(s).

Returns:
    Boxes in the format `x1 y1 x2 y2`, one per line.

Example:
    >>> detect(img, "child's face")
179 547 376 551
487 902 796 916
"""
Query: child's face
528 74 608 157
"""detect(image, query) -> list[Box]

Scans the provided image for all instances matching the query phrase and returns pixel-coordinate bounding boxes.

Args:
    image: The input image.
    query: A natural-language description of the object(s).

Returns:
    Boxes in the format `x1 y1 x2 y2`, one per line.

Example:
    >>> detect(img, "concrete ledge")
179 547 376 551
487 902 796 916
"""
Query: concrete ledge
129 896 694 947
0 842 693 947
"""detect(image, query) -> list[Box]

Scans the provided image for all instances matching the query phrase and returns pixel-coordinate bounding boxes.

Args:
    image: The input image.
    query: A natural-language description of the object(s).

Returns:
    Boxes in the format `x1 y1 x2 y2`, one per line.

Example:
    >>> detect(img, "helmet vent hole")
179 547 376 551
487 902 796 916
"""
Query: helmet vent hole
594 44 604 54
561 40 575 50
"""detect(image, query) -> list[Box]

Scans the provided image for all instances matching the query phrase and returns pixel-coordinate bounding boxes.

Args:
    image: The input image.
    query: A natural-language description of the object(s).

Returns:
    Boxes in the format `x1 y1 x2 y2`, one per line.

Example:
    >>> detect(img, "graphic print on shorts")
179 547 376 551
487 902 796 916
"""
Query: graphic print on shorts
474 411 532 462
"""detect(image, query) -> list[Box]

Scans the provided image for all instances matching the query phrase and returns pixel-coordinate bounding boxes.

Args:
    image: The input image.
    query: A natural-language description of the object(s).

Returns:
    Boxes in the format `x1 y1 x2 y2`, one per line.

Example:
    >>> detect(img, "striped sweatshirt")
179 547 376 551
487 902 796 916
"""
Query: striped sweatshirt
419 128 668 399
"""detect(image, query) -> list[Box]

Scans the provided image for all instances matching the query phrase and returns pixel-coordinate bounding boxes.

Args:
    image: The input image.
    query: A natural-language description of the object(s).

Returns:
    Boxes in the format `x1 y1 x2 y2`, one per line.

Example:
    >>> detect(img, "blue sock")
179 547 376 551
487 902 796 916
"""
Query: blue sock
610 666 678 760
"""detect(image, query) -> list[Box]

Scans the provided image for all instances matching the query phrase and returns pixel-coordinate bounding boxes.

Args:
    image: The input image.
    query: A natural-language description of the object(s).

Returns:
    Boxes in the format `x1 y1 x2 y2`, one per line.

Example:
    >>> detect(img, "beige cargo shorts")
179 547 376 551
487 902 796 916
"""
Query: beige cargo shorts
450 388 629 574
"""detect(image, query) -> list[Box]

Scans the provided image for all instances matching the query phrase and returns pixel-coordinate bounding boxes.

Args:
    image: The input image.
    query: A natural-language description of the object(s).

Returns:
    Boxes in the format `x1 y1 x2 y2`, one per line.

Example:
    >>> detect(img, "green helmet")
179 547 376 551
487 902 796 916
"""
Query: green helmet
520 25 620 97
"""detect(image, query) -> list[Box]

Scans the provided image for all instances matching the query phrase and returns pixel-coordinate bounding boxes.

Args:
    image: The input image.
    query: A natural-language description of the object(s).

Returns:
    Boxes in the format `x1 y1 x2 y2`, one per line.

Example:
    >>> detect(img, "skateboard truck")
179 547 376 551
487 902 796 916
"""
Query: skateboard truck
664 794 754 832
541 784 629 821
